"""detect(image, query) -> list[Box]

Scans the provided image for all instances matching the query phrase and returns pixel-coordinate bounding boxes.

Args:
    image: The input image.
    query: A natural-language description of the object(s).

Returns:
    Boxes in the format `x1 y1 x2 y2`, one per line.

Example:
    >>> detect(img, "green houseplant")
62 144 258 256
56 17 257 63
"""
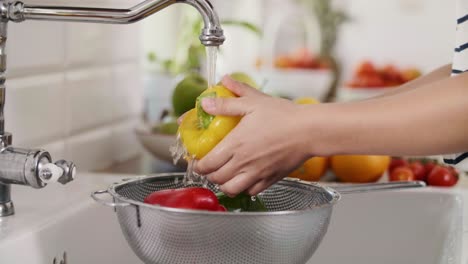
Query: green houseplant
296 0 348 102
147 10 261 76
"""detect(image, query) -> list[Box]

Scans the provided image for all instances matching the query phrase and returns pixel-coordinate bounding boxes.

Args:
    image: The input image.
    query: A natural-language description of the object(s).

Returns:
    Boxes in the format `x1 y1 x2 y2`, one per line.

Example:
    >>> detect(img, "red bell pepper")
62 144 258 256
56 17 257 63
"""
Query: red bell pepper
144 187 226 212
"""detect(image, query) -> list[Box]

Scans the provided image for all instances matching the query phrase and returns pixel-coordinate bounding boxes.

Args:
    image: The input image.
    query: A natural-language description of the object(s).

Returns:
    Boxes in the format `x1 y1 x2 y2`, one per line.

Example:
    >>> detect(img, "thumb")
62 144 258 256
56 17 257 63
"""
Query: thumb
201 97 250 117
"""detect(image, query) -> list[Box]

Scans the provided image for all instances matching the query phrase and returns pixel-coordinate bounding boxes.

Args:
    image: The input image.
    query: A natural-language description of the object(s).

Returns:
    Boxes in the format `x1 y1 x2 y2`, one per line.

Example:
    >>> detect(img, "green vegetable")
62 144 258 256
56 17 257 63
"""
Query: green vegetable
216 192 267 212
196 91 216 129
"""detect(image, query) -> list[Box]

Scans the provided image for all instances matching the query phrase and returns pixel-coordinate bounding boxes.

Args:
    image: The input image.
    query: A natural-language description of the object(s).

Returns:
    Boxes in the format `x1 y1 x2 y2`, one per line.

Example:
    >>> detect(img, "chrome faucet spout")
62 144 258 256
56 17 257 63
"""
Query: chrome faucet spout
7 0 225 46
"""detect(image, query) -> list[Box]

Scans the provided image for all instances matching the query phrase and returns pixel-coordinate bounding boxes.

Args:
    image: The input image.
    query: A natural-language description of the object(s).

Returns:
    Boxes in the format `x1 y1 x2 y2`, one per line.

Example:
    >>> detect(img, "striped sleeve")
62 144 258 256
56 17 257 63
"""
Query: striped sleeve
443 0 468 171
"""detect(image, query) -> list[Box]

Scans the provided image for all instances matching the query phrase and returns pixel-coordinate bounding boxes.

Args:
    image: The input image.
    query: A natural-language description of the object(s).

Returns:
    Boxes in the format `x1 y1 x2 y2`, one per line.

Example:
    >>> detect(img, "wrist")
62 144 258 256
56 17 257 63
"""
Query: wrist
296 104 331 157
298 103 351 157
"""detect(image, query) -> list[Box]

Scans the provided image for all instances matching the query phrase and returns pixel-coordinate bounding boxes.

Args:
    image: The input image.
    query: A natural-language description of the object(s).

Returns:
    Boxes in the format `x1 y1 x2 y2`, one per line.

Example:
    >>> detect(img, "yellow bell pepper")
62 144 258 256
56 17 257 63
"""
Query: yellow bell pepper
178 85 241 159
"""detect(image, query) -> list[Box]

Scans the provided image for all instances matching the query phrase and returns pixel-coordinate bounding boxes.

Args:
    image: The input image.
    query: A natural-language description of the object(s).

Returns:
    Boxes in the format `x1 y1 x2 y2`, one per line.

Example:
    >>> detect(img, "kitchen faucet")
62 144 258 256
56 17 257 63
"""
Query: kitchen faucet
0 0 225 217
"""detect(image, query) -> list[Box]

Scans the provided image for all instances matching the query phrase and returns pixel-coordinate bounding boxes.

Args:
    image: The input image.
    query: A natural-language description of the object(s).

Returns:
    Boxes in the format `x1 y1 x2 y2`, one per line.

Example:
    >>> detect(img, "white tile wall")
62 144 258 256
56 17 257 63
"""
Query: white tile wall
110 24 141 63
38 140 66 162
8 21 66 77
111 119 142 163
112 63 144 120
5 73 67 147
66 67 114 134
66 24 113 67
67 128 114 171
4 1 144 172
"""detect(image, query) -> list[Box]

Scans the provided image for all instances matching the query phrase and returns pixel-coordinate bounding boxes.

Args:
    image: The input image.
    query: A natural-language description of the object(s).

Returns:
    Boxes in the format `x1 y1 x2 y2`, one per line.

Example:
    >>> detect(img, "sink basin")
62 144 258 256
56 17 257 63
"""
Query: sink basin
308 189 464 264
0 173 465 264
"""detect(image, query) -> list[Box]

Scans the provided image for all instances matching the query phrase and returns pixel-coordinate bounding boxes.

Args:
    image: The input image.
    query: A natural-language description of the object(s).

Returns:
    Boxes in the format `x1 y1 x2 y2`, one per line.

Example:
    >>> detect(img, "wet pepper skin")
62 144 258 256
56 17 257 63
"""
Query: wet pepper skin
144 187 227 212
179 85 241 159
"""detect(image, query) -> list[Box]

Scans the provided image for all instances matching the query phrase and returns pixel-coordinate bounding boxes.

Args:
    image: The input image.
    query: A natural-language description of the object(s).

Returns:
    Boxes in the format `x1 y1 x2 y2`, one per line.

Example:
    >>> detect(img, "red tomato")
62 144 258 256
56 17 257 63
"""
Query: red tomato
424 161 437 176
381 64 404 84
355 74 385 88
144 187 222 211
409 161 426 181
389 158 409 173
447 166 459 178
389 167 415 182
356 61 377 76
427 166 458 187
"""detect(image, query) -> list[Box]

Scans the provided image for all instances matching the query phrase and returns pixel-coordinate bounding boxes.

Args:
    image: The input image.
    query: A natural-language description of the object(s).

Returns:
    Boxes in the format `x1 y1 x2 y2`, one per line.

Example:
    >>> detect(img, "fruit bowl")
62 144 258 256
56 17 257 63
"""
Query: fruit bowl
135 123 187 167
254 68 333 100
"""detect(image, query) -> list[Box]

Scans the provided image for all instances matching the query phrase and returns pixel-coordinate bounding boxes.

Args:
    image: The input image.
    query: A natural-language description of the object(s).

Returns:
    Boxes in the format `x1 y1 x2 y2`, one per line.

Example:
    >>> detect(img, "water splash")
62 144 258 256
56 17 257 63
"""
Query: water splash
183 157 195 185
169 133 185 166
201 175 209 188
169 137 207 186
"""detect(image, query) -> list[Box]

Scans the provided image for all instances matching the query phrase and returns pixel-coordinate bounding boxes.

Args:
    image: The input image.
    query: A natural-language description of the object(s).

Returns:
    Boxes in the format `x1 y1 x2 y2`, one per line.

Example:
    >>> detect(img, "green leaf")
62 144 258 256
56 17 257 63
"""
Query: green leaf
221 20 263 37
216 192 267 212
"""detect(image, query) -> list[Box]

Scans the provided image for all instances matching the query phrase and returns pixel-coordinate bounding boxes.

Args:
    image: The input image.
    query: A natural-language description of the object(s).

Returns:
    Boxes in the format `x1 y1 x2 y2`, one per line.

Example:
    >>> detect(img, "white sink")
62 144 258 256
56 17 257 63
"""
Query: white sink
0 173 466 264
309 189 465 264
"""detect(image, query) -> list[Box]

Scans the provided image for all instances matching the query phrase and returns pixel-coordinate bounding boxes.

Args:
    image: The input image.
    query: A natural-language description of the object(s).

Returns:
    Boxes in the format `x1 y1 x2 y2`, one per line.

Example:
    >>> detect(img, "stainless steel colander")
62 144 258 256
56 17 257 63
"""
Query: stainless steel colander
92 173 424 264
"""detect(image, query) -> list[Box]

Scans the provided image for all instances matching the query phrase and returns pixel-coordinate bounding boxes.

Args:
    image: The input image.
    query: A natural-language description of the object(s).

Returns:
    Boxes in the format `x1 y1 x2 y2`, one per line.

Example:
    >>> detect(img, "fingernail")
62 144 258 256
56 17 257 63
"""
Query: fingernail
202 98 216 111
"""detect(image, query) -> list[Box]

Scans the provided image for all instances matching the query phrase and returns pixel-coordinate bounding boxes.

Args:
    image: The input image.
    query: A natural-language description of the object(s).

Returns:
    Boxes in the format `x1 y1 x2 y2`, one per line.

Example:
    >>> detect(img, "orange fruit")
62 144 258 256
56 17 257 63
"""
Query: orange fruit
330 155 391 183
289 157 328 182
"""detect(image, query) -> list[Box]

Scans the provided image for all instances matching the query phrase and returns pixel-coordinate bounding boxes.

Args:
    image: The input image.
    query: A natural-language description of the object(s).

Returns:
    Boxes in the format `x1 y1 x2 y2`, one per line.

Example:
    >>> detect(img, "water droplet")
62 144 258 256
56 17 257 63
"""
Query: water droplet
251 196 257 202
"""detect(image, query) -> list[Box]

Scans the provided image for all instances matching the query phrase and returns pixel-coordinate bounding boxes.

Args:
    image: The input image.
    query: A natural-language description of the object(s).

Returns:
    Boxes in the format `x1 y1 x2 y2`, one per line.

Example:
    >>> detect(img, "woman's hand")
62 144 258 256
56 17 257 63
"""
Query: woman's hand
194 75 315 197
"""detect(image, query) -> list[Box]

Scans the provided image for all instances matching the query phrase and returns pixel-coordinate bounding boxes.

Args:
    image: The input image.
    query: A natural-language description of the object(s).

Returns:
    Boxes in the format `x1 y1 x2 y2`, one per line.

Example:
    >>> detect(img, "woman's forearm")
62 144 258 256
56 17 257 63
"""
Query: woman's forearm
308 72 468 156
374 64 452 98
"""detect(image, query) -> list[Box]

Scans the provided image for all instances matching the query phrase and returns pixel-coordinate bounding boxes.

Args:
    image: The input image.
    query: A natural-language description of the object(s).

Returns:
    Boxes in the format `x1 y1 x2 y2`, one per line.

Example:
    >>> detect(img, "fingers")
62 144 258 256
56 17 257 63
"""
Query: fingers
221 75 261 97
205 161 237 185
201 97 251 116
245 173 284 196
195 153 233 177
219 172 258 197
195 139 235 175
177 112 187 125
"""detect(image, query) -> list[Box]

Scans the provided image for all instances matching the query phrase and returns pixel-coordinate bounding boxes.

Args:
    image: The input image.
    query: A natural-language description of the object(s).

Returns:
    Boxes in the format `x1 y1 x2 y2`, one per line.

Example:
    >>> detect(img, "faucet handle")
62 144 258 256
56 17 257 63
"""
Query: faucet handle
39 160 76 185
54 160 76 185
